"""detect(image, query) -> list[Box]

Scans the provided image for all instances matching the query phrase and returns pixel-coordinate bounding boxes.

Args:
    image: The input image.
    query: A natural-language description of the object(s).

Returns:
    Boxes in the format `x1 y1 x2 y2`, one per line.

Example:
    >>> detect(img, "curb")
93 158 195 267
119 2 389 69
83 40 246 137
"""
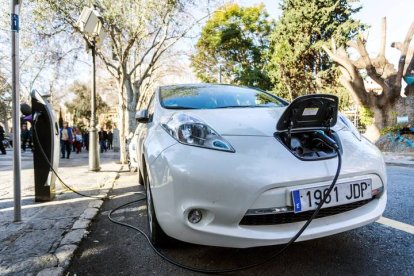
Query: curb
35 167 122 276
385 161 414 168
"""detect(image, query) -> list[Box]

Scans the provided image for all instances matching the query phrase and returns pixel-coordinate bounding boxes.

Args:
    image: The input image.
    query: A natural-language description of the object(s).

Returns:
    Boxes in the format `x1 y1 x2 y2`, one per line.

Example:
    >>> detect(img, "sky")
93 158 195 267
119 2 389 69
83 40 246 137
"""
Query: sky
238 0 413 66
1 0 413 99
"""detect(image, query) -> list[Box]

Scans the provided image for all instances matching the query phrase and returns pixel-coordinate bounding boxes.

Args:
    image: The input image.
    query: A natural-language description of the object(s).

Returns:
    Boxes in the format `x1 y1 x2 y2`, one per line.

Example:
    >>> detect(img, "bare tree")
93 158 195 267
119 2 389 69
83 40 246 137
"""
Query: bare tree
322 18 414 141
0 0 84 106
37 0 211 163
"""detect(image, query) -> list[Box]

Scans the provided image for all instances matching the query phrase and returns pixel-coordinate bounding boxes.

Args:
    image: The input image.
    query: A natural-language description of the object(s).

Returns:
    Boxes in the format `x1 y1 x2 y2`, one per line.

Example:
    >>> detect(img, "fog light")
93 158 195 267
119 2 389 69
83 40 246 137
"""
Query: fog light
188 209 202 224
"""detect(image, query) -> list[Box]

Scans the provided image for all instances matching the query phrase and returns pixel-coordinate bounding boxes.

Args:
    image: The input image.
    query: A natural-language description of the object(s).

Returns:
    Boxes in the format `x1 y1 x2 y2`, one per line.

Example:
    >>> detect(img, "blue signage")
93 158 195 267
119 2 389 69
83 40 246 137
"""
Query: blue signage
11 14 19 32
292 190 301 213
403 75 414 86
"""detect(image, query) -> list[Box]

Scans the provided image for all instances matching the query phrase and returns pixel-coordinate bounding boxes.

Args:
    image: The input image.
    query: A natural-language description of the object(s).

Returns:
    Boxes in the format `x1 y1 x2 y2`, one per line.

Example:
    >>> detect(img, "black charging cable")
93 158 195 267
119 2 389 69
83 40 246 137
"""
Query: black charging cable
32 118 104 199
108 146 342 274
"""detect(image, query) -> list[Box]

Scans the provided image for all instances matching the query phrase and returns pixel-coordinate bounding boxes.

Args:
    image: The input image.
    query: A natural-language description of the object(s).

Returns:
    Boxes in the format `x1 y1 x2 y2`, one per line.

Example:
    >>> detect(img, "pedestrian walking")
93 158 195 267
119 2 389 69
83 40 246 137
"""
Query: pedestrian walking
107 130 113 150
21 124 31 152
60 121 74 159
74 128 82 154
0 124 6 155
98 128 108 153
9 127 13 148
82 131 89 151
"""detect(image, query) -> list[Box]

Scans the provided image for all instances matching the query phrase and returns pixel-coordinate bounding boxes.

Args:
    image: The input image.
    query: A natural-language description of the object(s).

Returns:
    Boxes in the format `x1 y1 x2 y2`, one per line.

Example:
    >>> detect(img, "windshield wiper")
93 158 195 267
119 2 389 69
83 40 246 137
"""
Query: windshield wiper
214 105 255 109
214 105 274 109
165 106 198 109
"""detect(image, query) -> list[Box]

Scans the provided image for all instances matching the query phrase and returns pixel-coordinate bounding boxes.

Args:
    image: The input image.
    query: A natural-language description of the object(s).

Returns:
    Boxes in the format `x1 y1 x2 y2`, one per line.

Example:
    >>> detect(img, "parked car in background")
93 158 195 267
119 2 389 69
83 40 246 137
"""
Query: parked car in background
127 133 138 172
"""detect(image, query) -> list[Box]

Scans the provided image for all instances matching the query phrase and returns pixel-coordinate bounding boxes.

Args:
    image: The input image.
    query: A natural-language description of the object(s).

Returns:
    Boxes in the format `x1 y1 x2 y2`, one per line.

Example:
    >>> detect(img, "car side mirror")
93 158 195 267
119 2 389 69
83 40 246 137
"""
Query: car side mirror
135 109 149 123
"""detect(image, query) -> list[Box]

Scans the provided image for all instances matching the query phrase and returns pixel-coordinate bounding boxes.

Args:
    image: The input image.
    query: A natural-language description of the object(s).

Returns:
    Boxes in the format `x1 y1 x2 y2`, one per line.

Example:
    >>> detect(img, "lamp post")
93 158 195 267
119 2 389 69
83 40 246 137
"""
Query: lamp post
11 0 22 222
89 41 99 171
77 6 104 171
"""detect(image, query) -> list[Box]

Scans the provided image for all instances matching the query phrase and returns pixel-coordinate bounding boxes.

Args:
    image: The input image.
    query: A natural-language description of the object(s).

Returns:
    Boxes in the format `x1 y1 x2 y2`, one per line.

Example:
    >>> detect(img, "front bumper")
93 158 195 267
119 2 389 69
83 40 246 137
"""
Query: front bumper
148 135 387 248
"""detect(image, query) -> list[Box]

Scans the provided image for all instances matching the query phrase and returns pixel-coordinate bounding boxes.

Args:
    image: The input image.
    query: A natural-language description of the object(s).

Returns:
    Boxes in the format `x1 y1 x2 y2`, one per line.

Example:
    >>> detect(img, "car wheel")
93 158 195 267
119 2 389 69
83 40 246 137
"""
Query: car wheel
145 175 170 247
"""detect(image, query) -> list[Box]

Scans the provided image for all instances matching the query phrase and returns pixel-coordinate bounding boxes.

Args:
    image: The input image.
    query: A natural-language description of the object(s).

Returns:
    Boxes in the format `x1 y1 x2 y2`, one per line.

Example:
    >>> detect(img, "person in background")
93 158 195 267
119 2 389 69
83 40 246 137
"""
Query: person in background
98 128 108 153
82 131 89 151
74 127 83 154
60 121 74 159
72 126 76 152
29 125 34 151
0 124 6 155
9 127 13 148
21 124 31 152
107 130 113 150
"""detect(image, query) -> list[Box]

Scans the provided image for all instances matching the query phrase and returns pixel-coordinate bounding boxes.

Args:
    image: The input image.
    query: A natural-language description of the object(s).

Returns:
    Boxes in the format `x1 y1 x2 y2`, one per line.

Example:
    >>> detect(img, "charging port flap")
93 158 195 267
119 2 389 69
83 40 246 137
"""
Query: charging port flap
275 95 340 161
276 94 338 132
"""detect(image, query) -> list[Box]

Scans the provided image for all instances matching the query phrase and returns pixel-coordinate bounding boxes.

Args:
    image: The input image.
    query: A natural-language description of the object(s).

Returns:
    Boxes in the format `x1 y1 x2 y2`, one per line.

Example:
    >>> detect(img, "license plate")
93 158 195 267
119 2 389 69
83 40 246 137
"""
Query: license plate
291 179 372 213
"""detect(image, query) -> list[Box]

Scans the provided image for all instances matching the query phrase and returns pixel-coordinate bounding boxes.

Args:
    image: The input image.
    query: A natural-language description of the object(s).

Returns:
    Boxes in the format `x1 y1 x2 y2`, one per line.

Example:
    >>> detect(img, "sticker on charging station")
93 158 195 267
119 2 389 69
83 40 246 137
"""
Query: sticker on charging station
292 190 302 213
11 14 19 32
302 107 319 116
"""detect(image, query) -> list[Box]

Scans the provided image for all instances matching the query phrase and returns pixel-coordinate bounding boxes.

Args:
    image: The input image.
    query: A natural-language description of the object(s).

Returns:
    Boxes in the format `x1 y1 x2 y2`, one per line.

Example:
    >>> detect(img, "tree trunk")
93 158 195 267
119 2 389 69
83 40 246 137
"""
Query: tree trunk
125 77 138 139
364 90 414 141
117 77 127 164
2 120 9 135
117 74 140 165
365 106 387 142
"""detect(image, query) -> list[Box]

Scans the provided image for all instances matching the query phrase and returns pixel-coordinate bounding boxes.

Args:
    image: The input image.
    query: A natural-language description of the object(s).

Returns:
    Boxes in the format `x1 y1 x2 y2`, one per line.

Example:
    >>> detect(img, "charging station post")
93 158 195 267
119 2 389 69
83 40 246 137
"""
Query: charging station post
11 0 22 222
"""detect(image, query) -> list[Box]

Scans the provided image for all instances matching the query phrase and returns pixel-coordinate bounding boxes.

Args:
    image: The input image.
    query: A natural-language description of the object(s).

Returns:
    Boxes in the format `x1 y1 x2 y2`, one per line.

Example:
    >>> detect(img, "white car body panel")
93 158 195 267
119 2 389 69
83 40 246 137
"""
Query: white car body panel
128 138 139 170
136 85 387 248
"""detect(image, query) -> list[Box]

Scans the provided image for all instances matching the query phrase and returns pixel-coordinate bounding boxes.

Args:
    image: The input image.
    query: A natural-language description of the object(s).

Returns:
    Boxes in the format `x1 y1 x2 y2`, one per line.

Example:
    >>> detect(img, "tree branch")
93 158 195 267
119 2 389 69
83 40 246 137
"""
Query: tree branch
394 21 414 86
355 38 389 93
379 17 387 58
322 44 368 105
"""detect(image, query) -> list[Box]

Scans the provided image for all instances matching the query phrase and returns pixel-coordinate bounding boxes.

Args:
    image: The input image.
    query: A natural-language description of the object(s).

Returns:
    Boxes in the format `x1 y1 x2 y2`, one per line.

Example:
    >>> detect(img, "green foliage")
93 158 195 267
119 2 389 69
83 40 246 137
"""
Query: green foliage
0 75 12 121
65 81 109 124
75 121 88 132
191 3 274 90
359 106 374 128
268 0 364 100
380 125 405 135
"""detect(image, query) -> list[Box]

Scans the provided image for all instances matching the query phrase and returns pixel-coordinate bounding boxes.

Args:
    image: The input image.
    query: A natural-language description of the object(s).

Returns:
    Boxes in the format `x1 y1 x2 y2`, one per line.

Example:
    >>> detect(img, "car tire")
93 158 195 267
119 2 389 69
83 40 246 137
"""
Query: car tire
145 175 170 247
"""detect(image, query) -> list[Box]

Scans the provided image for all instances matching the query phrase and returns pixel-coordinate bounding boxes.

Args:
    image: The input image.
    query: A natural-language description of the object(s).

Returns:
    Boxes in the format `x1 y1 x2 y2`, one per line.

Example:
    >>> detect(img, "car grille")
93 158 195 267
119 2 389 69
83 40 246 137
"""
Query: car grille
239 198 374 226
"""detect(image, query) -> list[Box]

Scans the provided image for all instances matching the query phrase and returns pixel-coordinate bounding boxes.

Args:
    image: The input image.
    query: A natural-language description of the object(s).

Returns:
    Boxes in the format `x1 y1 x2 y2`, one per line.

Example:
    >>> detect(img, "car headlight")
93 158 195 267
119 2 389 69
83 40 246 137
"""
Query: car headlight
161 113 235 152
339 114 361 140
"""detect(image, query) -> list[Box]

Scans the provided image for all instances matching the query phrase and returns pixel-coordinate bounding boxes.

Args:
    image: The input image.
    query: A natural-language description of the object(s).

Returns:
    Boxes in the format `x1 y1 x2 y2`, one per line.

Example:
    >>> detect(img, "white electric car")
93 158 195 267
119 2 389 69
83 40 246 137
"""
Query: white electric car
134 84 386 248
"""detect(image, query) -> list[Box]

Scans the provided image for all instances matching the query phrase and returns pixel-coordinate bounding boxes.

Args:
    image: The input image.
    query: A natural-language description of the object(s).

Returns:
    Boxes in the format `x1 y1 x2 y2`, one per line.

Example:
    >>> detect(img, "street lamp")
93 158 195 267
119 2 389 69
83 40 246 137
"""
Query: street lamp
76 6 104 172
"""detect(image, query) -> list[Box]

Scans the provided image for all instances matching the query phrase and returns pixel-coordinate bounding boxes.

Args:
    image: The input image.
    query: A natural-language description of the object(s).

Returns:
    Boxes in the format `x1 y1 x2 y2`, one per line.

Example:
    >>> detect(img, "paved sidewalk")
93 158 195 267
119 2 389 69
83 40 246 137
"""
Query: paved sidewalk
0 148 122 275
383 152 414 167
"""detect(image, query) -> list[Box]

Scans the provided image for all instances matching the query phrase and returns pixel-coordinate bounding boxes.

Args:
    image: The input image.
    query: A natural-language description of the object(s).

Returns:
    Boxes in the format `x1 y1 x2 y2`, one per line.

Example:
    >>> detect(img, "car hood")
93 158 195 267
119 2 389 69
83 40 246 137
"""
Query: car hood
181 107 287 137
160 107 347 137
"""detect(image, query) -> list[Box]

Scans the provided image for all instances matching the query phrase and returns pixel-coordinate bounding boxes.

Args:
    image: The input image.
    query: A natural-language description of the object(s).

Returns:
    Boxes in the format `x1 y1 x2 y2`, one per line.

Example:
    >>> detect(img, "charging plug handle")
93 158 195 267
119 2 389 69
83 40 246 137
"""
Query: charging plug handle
314 130 339 150
33 111 41 122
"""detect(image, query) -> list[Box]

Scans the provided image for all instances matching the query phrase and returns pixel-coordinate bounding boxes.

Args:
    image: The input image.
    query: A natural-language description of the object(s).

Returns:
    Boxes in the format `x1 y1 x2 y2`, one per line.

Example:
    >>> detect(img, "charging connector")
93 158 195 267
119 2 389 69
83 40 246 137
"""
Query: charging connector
314 130 339 150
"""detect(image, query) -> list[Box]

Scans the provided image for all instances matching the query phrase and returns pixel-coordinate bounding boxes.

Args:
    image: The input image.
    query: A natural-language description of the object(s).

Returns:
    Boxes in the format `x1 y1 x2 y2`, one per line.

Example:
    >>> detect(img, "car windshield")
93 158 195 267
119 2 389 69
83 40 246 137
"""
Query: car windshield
159 85 287 109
